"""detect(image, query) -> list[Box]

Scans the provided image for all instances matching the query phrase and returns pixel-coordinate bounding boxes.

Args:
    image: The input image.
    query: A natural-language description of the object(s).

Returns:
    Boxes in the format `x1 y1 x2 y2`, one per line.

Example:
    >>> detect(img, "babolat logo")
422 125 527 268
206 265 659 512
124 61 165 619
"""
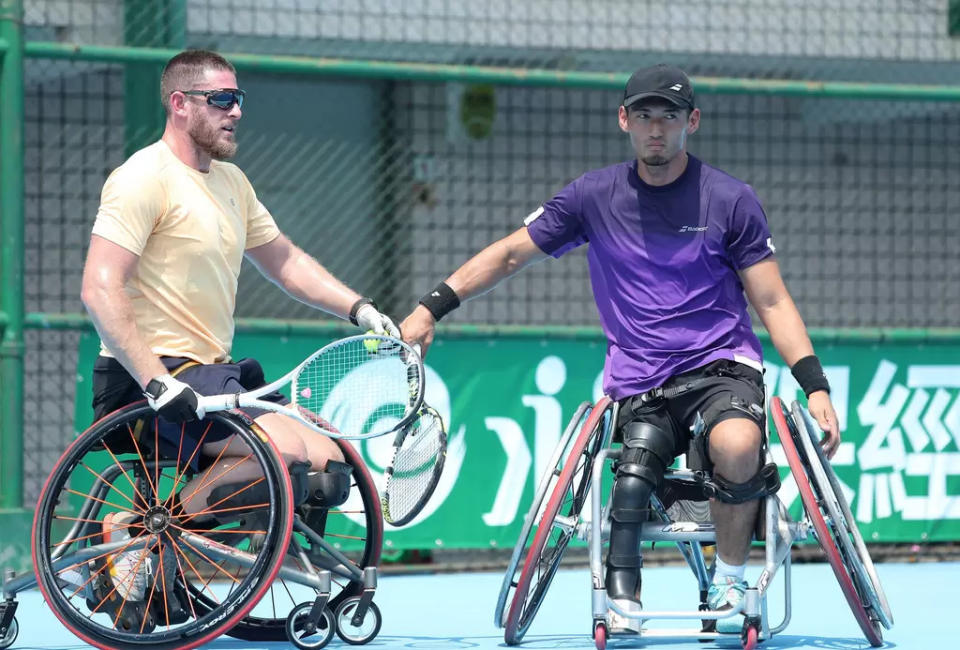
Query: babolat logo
679 225 708 233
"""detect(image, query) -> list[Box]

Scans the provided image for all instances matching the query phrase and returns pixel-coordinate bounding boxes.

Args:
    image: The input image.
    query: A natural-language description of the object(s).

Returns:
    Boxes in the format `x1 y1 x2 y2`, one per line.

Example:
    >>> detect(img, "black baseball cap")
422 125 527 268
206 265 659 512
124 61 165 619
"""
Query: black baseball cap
623 64 695 110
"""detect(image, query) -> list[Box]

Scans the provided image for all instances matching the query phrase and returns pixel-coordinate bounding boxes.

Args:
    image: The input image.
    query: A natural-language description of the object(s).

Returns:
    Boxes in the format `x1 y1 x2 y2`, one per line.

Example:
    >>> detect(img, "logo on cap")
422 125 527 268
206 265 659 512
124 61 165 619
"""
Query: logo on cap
670 84 683 91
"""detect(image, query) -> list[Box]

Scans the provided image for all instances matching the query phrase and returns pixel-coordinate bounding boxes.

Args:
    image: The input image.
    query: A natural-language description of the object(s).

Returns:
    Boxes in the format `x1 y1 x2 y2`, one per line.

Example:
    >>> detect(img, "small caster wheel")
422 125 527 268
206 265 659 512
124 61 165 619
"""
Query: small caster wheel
593 621 607 650
286 602 335 649
0 617 17 650
741 622 759 650
334 596 382 645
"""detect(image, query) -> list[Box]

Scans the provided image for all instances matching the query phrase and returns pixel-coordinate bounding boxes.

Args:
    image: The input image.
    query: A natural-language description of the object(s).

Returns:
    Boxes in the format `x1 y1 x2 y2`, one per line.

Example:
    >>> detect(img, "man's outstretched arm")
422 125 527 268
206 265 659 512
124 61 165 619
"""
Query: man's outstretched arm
400 227 548 356
245 232 399 336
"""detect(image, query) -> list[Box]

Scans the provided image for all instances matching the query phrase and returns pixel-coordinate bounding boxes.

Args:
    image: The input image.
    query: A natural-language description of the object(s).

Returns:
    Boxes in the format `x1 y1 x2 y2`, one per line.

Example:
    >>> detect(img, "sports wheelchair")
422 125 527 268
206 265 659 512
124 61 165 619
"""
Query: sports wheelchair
495 395 893 649
0 401 383 650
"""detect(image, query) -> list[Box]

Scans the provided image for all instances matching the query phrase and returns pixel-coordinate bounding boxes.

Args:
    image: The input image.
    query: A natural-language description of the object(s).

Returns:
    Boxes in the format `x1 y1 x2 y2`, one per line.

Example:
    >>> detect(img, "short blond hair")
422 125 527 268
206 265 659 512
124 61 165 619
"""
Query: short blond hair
160 50 236 114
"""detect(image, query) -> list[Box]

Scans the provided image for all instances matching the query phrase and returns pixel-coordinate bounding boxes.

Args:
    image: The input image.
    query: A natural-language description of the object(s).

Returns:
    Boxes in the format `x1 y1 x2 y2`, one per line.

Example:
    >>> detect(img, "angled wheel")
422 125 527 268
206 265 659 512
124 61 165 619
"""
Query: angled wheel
771 397 889 647
190 438 383 641
504 397 613 645
32 403 295 650
494 401 592 628
791 402 893 628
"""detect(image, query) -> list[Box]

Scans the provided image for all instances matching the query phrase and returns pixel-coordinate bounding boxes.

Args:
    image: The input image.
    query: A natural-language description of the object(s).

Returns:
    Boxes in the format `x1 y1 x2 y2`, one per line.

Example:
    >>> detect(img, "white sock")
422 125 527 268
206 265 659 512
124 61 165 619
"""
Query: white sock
713 556 746 582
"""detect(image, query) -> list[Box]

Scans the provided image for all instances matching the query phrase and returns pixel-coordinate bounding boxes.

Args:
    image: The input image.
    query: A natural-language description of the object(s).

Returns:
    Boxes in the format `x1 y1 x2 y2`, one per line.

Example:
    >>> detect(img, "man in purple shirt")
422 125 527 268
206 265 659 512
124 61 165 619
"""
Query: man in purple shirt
401 64 839 635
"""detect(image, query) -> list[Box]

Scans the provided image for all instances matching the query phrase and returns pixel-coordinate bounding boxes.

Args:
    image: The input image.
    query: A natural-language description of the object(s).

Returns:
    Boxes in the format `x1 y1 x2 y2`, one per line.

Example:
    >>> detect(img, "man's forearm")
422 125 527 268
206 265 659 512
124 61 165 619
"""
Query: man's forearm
446 238 530 302
84 287 165 388
269 247 361 319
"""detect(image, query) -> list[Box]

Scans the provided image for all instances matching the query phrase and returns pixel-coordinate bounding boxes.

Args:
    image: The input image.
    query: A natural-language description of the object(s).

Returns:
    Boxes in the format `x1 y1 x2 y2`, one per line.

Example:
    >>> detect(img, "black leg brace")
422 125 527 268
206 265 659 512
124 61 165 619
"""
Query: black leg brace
606 421 675 602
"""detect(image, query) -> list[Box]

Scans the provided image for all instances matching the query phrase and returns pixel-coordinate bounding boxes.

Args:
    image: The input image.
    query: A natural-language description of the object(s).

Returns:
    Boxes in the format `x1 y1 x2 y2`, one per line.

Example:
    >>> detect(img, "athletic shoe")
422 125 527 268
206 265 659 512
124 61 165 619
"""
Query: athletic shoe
103 511 151 601
707 576 747 634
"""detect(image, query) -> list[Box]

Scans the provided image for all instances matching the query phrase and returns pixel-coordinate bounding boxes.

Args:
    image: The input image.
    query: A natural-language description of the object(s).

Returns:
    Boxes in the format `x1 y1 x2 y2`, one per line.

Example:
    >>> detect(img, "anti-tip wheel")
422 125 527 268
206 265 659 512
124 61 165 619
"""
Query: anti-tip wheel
285 602 336 649
594 621 608 650
335 597 382 645
0 617 18 650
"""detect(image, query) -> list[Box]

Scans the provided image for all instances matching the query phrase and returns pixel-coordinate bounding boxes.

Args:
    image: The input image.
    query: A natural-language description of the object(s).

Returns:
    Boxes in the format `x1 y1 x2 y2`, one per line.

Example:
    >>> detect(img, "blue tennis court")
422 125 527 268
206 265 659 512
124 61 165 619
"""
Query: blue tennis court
7 561 948 648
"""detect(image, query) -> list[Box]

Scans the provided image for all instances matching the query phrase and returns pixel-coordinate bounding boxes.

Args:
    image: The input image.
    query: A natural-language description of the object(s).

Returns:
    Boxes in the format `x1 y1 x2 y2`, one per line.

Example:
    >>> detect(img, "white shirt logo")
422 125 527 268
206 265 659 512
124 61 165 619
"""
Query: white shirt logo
524 206 545 225
679 225 708 233
766 237 777 253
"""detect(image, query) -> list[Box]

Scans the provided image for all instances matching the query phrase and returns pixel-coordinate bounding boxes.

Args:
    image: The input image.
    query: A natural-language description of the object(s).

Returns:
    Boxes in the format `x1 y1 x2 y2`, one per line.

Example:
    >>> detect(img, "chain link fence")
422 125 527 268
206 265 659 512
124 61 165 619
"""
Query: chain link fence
14 0 960 504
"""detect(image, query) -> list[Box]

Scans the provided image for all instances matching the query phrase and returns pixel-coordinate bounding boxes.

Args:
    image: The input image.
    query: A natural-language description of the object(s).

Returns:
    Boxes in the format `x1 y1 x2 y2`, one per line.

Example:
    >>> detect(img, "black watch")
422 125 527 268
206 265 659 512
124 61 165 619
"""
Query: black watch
144 377 167 400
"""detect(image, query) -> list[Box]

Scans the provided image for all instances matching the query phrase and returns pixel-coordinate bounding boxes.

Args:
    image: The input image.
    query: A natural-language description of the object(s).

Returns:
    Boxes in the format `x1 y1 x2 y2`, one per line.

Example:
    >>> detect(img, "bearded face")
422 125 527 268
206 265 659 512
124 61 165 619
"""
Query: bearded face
187 107 238 160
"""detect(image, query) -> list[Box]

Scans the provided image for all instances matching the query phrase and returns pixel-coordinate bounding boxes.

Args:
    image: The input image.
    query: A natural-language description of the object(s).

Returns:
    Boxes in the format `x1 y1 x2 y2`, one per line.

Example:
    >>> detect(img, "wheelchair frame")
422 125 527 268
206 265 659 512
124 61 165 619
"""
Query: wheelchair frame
497 395 893 650
0 402 383 650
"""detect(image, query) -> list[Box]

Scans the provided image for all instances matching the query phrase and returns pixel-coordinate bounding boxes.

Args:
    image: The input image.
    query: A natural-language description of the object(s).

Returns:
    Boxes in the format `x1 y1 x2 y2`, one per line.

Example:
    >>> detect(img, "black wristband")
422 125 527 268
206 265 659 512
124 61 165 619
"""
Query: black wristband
349 297 376 326
791 355 830 397
419 282 461 322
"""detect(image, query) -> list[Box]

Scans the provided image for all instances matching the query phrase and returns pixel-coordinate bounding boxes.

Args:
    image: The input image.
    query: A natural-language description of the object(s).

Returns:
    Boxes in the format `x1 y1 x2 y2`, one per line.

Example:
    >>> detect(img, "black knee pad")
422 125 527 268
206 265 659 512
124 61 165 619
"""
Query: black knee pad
615 421 676 488
306 460 353 509
704 462 781 504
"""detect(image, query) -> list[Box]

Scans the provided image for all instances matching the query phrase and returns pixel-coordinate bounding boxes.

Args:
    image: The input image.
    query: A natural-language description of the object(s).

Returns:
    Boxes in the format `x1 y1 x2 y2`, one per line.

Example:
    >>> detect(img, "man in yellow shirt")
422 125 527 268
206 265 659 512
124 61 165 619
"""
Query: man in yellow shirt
81 49 394 603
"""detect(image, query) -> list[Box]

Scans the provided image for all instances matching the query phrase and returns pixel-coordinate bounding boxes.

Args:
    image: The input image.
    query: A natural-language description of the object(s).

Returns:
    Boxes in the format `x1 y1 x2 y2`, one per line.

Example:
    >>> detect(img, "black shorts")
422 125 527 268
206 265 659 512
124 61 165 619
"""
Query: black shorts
616 359 766 472
92 356 289 471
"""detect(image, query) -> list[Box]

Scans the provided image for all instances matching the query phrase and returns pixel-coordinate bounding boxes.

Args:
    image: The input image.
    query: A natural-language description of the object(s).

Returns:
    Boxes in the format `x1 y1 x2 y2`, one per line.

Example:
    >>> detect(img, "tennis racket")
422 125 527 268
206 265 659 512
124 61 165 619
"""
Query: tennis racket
381 403 448 526
196 334 424 440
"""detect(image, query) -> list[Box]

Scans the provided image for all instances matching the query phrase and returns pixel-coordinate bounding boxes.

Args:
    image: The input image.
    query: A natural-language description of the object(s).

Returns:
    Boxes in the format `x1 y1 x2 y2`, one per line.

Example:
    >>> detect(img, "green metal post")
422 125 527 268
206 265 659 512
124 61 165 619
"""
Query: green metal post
0 0 25 509
123 0 186 157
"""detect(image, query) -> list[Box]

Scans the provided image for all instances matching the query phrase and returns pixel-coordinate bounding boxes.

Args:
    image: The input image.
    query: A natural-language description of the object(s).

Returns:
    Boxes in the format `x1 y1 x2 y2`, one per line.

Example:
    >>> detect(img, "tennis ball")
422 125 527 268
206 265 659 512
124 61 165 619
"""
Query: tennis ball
363 334 380 354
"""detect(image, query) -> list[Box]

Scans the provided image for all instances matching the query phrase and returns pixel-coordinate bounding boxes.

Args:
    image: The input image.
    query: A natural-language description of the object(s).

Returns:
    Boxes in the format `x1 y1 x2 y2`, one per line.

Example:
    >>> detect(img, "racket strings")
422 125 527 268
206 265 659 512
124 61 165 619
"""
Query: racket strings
293 337 423 437
385 410 445 522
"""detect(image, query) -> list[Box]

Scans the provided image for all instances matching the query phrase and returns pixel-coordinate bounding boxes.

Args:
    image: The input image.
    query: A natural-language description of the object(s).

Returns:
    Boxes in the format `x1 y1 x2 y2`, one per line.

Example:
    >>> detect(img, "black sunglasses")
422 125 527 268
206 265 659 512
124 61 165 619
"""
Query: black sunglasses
178 88 246 110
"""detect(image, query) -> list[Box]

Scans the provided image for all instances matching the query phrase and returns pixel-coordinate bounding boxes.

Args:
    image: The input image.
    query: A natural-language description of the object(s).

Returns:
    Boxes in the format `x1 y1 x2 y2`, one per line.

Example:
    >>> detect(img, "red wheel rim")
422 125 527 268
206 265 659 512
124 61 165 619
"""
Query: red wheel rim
771 397 883 647
503 397 611 645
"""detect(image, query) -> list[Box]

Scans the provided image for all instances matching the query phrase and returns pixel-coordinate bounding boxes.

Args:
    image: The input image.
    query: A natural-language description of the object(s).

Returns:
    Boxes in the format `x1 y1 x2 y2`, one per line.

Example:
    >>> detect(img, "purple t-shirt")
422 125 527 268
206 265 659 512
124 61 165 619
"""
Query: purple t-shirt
525 155 774 400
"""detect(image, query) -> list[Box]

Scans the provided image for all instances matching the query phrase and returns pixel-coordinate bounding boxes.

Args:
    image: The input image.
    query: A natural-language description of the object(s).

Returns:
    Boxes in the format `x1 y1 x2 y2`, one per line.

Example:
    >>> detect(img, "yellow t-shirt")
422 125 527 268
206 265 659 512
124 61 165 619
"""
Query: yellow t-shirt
91 140 280 363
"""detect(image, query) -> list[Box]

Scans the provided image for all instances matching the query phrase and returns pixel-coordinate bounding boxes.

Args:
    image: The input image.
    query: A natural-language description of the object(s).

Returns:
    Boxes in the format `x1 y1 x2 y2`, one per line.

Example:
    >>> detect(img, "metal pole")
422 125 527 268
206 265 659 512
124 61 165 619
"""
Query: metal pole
21 42 960 102
0 0 25 509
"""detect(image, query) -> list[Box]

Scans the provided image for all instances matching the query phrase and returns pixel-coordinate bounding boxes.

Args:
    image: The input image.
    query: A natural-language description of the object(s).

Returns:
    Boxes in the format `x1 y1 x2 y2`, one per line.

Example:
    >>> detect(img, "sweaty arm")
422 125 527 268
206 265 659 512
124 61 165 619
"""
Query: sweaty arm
80 235 167 388
401 227 548 355
245 232 363 320
740 258 813 366
741 257 840 457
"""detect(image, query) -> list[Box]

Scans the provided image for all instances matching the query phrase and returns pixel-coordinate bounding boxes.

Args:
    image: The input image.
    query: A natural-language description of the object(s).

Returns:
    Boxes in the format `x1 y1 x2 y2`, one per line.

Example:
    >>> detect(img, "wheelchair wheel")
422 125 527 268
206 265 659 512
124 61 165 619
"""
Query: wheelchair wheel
334 596 382 645
771 397 888 647
504 397 613 645
32 403 295 650
0 617 17 649
189 438 383 641
285 601 336 649
494 400 592 628
791 401 893 628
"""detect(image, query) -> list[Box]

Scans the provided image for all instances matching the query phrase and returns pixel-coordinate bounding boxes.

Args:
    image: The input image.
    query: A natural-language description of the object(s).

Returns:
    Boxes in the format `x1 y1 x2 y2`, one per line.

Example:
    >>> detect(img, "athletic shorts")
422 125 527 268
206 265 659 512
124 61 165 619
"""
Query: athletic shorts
91 356 289 471
615 359 766 472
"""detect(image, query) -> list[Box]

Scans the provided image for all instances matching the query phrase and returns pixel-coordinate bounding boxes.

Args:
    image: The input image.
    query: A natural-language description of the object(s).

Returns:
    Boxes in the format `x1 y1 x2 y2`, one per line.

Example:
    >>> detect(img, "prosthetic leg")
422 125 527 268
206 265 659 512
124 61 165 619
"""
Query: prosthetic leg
605 421 675 633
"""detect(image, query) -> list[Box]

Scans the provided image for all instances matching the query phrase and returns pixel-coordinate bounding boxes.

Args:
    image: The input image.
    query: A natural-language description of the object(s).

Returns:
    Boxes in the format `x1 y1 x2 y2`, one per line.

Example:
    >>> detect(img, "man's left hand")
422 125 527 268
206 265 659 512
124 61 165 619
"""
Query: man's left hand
355 303 401 338
807 390 840 460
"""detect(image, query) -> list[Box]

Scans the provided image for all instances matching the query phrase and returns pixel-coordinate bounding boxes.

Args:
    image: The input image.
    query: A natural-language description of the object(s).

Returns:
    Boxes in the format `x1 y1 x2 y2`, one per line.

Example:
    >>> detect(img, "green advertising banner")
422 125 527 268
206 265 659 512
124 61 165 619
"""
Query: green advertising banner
75 331 960 548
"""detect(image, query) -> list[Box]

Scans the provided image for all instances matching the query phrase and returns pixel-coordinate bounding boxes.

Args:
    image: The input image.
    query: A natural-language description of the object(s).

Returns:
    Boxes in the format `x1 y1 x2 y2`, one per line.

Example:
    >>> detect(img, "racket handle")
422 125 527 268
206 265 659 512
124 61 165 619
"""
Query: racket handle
196 393 238 414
